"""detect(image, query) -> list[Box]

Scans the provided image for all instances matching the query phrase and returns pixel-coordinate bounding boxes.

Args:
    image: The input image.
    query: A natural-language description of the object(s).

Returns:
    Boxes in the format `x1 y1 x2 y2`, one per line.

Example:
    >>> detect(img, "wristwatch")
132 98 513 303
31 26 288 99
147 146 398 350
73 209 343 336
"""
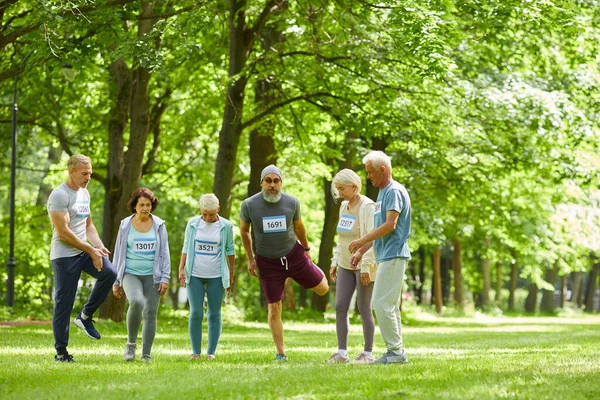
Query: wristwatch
304 247 311 251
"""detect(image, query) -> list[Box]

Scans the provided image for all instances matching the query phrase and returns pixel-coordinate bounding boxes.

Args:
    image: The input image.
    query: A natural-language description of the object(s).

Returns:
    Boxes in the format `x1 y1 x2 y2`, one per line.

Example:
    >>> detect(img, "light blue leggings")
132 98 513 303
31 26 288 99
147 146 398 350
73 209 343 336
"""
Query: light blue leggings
188 276 225 355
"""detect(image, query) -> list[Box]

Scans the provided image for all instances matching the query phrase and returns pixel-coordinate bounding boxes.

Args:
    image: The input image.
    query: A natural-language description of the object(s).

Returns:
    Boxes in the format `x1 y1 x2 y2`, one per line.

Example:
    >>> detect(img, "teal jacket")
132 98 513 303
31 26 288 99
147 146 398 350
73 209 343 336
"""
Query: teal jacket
182 215 235 289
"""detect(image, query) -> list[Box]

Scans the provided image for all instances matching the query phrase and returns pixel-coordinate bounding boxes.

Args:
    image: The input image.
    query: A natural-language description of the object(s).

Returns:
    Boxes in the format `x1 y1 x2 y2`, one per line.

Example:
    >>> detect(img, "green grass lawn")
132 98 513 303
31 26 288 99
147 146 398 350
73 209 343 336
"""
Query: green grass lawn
1 313 599 399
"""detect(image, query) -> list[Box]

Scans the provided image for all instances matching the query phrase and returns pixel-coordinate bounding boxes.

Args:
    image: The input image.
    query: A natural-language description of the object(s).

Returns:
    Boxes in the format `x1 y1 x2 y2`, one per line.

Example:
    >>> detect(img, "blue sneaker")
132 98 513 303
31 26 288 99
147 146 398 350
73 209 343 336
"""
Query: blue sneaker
74 312 101 340
55 352 75 362
274 353 288 362
374 350 408 365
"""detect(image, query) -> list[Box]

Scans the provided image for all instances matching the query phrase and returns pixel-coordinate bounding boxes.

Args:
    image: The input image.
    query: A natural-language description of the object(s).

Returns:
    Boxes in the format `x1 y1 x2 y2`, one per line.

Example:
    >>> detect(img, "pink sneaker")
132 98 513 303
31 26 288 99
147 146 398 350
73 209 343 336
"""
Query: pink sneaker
328 352 350 363
353 352 374 364
206 354 215 361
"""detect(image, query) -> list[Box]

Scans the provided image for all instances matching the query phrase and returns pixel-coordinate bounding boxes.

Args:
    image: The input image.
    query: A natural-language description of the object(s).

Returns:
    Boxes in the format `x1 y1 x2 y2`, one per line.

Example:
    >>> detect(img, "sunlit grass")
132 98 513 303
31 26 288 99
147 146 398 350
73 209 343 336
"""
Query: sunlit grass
1 316 599 399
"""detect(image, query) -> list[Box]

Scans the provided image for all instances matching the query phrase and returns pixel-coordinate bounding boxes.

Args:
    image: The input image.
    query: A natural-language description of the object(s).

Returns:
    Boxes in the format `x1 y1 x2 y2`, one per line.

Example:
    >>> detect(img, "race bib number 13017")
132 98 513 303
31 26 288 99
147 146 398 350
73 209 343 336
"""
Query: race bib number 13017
133 238 156 254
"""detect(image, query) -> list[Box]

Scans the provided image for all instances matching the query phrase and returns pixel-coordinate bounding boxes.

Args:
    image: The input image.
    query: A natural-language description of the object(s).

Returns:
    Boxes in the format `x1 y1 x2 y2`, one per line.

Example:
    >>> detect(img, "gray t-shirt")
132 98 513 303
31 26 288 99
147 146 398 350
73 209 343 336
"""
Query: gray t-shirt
240 192 301 258
47 183 91 260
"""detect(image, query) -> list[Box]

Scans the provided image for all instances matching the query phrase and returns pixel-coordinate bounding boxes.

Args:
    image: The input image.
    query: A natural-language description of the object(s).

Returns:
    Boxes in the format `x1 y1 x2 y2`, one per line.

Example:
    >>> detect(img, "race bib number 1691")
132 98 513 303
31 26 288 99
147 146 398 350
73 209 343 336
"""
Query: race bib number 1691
263 215 287 233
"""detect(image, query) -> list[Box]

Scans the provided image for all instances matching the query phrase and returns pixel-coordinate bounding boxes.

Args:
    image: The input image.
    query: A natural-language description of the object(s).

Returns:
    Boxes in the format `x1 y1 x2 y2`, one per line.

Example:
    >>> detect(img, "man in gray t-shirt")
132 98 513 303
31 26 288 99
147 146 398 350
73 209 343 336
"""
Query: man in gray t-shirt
47 154 116 362
240 165 329 361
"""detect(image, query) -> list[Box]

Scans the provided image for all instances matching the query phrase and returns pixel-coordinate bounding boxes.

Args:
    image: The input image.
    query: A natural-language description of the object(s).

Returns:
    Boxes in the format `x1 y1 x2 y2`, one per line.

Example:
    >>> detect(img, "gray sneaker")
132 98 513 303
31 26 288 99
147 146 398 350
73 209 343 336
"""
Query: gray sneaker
274 353 288 362
123 343 136 361
374 350 408 365
140 354 153 362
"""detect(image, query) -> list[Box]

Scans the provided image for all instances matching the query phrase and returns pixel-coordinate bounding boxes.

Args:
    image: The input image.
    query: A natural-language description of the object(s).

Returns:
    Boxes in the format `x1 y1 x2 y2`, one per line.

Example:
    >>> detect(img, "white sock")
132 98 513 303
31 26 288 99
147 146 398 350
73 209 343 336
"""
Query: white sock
81 312 89 320
338 349 347 356
363 351 372 357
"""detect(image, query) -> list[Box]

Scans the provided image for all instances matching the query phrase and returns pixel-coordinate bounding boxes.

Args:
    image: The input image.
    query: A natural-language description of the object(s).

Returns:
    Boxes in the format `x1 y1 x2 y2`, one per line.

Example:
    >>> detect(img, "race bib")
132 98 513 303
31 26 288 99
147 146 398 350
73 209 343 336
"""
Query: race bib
337 214 356 233
75 200 90 218
263 215 287 233
374 202 382 215
133 238 156 254
195 240 218 255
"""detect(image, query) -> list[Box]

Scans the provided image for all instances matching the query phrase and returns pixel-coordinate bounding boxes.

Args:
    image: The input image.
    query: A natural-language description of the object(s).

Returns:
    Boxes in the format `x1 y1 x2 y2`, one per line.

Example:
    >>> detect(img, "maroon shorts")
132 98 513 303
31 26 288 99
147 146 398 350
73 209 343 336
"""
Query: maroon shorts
256 242 325 304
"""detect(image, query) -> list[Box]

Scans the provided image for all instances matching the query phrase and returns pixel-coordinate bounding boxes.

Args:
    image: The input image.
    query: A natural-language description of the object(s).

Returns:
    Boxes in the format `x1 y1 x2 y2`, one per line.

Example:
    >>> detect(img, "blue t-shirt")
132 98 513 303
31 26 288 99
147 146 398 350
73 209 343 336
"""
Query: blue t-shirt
373 180 411 263
125 224 156 275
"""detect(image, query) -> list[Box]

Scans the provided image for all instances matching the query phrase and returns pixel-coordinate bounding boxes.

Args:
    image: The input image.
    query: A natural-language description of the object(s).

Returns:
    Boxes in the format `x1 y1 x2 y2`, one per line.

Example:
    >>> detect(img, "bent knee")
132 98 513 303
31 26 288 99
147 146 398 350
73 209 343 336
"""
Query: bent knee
312 278 329 296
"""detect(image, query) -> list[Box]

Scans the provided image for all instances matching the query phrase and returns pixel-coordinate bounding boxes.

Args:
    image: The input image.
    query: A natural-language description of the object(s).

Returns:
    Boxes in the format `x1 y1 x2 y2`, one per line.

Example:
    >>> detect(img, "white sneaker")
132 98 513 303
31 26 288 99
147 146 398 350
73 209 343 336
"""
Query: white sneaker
328 352 349 363
354 352 374 364
123 343 136 361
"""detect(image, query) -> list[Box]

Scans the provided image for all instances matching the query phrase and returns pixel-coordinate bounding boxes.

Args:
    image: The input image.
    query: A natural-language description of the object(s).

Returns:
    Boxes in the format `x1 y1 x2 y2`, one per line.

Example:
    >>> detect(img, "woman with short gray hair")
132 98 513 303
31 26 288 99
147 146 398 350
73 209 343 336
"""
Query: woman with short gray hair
329 169 377 364
178 194 235 360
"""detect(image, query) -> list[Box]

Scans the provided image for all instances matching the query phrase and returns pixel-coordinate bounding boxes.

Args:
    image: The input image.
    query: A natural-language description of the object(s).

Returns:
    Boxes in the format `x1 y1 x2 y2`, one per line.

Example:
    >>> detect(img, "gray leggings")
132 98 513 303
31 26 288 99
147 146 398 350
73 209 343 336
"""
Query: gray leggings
122 273 161 356
335 267 374 352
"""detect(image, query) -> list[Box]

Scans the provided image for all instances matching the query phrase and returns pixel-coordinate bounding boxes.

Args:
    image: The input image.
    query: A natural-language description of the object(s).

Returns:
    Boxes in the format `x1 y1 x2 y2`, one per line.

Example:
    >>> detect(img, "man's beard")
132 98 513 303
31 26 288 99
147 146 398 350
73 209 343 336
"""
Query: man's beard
262 189 281 203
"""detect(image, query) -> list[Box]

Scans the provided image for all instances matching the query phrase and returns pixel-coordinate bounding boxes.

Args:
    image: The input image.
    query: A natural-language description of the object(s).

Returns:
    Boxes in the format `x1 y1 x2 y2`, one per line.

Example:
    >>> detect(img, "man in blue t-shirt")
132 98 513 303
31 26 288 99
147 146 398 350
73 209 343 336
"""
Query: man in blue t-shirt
349 151 411 365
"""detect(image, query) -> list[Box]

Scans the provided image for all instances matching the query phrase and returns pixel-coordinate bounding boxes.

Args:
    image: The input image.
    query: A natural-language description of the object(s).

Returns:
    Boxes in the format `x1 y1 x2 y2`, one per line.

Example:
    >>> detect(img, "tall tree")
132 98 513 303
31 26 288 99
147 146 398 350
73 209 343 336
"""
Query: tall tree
213 0 281 217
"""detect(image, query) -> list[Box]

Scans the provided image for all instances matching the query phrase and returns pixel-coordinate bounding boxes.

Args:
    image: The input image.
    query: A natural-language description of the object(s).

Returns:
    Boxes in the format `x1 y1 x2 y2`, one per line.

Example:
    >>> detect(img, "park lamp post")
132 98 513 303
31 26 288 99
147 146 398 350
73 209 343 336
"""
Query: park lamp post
7 50 33 307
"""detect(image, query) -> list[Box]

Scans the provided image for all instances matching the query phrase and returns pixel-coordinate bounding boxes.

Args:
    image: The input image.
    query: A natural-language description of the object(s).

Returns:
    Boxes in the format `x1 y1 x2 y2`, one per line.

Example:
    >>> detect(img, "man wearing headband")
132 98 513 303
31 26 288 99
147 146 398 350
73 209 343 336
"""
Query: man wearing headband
240 165 329 361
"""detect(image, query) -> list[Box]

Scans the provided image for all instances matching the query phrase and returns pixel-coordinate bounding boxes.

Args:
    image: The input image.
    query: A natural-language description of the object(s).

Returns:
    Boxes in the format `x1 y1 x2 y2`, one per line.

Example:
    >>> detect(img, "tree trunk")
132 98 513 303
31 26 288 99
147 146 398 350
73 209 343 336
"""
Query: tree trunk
283 278 296 311
571 271 583 307
103 57 130 246
100 2 156 321
540 264 558 312
508 259 518 311
230 253 246 302
167 287 179 310
213 0 282 217
559 274 567 308
524 282 538 313
452 238 465 310
584 262 600 313
415 246 425 304
249 127 277 197
441 247 451 305
311 178 339 312
36 144 62 206
365 136 388 201
495 261 502 307
432 247 443 313
481 237 491 307
212 1 249 217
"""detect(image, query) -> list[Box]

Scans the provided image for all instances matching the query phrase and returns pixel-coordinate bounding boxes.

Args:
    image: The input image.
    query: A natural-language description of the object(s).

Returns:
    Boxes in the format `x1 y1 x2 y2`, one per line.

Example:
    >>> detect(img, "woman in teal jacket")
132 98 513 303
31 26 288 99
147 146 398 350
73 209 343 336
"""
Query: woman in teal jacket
178 193 235 360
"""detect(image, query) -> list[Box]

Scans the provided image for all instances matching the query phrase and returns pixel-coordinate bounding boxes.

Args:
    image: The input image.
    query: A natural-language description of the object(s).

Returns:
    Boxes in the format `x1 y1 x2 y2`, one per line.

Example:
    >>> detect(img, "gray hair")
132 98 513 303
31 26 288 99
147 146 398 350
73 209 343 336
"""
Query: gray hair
67 154 91 170
362 150 392 171
199 193 220 211
331 169 362 199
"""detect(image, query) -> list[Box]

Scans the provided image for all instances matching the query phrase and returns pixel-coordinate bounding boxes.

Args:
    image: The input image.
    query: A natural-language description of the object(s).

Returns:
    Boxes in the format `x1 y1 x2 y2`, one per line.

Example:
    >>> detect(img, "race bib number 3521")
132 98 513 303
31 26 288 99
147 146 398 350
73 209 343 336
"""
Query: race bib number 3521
133 238 156 254
195 240 218 255
262 215 287 233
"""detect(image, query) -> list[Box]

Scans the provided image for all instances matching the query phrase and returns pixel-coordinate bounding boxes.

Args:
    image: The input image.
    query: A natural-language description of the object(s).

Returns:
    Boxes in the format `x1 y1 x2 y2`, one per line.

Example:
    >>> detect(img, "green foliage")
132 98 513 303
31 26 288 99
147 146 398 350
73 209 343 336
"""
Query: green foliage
2 0 600 316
